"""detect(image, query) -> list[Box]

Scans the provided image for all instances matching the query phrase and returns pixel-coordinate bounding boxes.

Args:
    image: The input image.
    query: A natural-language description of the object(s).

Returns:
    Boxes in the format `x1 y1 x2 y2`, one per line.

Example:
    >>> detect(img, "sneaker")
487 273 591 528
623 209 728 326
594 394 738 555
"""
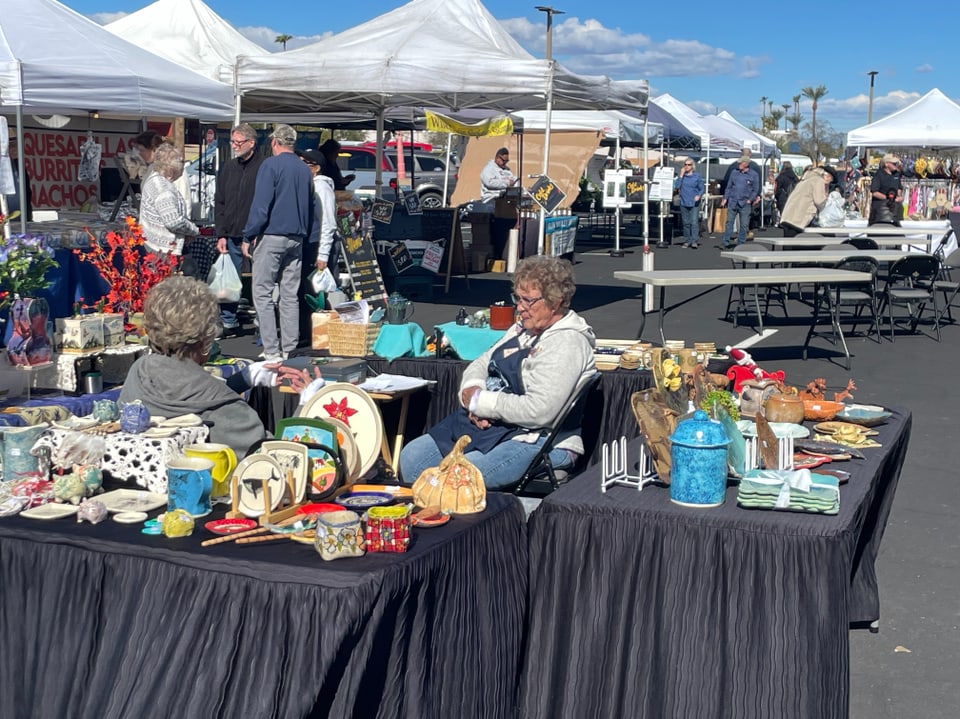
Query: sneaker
682 243 691 249
690 242 699 249
262 354 283 363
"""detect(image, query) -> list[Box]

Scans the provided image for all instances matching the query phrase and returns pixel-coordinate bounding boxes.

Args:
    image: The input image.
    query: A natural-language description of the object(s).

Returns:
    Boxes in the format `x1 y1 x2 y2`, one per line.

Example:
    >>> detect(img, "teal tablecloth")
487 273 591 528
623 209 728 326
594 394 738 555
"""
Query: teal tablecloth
435 322 506 361
373 323 432 362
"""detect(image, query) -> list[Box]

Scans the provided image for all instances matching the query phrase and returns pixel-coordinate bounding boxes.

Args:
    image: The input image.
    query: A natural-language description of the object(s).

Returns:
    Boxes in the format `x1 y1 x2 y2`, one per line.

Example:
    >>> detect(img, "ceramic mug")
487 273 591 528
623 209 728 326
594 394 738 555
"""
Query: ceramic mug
677 349 699 374
166 457 215 517
184 443 237 499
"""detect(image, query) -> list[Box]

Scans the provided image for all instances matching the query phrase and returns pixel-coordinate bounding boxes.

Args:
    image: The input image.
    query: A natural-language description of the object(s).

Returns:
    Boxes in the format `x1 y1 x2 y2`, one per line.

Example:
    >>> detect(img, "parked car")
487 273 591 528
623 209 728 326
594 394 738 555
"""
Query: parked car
335 145 457 208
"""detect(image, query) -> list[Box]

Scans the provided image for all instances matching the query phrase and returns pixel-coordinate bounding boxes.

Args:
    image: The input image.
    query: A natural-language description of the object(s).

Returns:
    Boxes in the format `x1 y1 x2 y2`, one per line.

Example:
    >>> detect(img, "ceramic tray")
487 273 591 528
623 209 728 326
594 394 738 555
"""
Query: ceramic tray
737 420 810 439
298 383 384 478
259 441 310 504
20 503 79 520
834 404 892 427
335 491 395 510
234 454 285 518
97 489 167 514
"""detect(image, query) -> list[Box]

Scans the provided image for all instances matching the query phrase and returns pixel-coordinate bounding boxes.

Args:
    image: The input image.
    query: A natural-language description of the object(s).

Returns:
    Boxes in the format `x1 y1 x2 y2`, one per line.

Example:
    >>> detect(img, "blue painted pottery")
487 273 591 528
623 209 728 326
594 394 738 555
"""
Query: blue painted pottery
669 410 730 508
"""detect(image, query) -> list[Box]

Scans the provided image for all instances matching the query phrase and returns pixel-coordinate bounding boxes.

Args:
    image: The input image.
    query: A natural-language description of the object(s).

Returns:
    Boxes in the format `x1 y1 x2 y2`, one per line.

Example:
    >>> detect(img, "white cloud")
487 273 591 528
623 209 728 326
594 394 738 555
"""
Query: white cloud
237 26 331 52
915 63 933 73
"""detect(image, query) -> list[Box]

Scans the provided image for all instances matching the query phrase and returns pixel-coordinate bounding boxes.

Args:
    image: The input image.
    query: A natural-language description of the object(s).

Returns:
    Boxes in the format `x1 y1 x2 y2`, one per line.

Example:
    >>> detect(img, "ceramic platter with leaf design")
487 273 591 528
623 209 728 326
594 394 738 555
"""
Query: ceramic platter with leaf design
298 383 384 478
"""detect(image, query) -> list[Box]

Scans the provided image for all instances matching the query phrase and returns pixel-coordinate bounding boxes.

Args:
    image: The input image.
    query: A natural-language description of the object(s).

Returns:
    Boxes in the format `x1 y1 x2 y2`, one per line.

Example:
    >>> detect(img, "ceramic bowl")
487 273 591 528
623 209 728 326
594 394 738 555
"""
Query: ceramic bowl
834 404 893 427
802 400 845 421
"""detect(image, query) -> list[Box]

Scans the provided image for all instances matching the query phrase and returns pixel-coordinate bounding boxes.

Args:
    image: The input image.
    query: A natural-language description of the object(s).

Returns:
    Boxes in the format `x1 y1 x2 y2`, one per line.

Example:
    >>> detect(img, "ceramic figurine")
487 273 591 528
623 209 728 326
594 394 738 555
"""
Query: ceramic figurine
92 399 120 423
75 464 103 496
53 473 87 505
76 498 108 524
120 401 152 434
161 508 195 537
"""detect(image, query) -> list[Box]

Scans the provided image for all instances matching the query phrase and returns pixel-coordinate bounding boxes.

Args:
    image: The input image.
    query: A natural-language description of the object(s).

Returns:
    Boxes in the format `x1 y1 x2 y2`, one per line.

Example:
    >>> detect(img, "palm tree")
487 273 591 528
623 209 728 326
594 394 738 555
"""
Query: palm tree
275 34 293 51
801 85 828 160
768 109 784 134
781 104 791 132
760 96 768 120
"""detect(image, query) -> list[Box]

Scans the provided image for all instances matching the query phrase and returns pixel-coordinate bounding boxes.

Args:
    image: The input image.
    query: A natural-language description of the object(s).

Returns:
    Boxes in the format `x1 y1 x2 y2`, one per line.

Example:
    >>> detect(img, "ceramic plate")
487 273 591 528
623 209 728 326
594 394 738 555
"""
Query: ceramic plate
297 502 343 515
814 422 878 436
141 427 178 438
157 413 203 428
289 531 316 545
259 441 310 504
298 383 384 478
792 453 832 470
264 517 316 534
20 503 79 520
234 454 285 518
113 511 149 524
737 420 810 440
323 416 363 482
350 484 414 498
204 517 257 535
274 418 341 500
834 405 892 427
335 491 395 510
97 489 167 513
411 507 450 527
52 416 100 431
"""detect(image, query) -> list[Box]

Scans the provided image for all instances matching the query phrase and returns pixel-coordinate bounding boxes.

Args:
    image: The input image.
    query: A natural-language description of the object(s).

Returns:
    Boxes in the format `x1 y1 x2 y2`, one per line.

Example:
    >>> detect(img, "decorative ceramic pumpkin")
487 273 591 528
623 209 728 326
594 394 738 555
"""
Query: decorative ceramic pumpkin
412 435 486 515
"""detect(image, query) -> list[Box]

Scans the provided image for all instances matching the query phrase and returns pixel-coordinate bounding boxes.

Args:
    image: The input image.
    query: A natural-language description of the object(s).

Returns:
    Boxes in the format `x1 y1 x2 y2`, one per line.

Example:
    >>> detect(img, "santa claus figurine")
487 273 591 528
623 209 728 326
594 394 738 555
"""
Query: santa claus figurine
725 346 785 393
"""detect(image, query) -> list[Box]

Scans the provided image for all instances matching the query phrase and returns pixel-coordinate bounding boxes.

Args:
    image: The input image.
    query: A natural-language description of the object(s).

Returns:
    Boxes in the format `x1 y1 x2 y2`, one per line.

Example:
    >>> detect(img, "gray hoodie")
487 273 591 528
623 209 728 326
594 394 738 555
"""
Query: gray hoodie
460 309 597 454
119 354 267 457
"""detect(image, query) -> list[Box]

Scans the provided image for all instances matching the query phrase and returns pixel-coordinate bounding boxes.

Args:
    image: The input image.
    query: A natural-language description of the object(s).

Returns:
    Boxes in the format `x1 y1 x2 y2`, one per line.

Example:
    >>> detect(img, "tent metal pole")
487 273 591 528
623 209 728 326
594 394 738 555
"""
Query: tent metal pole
16 103 26 234
442 133 452 204
642 113 649 251
537 61 555 256
612 134 622 256
375 110 385 199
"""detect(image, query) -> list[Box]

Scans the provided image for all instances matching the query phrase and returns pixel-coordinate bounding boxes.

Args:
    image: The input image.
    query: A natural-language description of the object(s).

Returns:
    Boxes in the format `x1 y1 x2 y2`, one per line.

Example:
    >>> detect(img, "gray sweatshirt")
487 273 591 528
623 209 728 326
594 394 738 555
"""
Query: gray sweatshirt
460 310 597 454
119 354 267 457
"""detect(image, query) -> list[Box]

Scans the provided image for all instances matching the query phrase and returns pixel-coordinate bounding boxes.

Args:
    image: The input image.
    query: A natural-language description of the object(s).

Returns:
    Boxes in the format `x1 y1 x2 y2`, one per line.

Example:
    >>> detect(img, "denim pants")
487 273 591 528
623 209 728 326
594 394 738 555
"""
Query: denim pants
252 234 302 358
722 203 752 245
399 432 574 489
220 237 245 326
679 204 700 244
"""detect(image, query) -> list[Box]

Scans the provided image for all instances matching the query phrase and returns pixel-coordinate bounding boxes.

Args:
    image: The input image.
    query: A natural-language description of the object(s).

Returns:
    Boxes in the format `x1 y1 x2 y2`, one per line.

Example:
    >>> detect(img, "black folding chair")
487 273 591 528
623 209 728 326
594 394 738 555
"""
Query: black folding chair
879 255 941 342
933 248 960 323
511 372 602 497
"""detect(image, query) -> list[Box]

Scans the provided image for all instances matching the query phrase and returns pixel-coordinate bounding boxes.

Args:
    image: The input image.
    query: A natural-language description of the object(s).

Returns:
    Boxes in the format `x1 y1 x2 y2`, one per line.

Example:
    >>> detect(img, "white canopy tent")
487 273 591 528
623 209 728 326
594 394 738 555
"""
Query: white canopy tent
847 88 960 148
717 110 779 158
652 95 744 157
104 0 270 83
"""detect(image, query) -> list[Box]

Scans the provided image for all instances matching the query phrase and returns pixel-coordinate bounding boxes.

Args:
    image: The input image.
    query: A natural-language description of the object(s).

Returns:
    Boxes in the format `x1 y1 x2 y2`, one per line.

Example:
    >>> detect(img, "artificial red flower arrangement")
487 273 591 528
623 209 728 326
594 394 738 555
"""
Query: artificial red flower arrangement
74 216 179 326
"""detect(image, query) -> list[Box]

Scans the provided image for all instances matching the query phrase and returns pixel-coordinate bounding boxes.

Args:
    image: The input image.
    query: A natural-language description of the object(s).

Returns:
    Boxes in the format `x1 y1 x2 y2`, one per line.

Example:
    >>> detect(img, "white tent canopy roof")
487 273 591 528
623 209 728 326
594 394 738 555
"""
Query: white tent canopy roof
513 109 657 144
0 0 234 119
234 0 648 115
717 110 779 157
104 0 269 83
846 88 960 148
652 94 742 156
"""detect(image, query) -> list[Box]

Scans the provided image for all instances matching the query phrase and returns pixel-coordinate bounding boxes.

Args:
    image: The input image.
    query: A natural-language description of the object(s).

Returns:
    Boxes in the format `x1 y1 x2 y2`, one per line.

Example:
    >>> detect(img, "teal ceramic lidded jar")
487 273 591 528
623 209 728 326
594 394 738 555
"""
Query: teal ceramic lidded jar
669 410 730 508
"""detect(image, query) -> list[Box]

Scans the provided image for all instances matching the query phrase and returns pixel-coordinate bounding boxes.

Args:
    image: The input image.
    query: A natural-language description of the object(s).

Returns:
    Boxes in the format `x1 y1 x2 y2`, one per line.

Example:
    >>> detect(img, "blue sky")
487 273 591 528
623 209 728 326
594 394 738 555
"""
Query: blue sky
74 0 954 132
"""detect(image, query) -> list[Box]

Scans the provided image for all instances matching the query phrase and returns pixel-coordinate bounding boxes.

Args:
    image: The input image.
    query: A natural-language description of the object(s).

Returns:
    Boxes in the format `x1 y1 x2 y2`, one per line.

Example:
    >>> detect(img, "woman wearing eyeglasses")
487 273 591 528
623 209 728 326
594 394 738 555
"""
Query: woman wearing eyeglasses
399 255 597 489
674 159 705 248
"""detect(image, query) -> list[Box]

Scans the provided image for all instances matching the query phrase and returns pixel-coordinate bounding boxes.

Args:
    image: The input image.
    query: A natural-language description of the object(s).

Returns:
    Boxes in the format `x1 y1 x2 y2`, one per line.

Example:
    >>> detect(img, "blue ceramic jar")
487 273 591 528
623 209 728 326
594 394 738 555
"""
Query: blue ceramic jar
669 410 731 507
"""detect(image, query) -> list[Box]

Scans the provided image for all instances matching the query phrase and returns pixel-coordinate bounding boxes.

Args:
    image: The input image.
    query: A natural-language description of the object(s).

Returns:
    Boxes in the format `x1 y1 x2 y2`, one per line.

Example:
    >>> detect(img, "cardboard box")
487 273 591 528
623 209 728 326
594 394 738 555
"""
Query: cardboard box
311 311 339 351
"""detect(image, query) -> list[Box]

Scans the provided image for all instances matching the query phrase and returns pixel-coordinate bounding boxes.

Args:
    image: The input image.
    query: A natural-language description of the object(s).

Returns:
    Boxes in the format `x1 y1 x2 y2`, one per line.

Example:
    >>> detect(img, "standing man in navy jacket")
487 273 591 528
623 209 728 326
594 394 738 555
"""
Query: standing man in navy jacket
720 156 760 248
243 124 317 362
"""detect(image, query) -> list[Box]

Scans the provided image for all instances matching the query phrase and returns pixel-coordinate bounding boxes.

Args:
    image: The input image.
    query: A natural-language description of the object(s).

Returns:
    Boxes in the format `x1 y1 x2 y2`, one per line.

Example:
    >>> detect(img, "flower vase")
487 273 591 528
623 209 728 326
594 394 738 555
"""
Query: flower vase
6 297 52 366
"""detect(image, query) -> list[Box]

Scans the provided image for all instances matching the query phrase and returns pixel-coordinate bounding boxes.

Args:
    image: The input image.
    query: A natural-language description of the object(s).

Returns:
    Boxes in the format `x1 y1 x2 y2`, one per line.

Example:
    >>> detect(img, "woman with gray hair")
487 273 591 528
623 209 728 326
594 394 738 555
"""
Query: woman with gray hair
399 255 597 489
139 142 198 255
119 276 269 456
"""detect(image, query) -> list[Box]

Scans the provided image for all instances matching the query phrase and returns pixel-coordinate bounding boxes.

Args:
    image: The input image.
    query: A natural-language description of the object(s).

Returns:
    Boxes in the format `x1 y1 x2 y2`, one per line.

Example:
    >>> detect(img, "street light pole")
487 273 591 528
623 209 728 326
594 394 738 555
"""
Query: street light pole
535 6 564 256
867 71 878 123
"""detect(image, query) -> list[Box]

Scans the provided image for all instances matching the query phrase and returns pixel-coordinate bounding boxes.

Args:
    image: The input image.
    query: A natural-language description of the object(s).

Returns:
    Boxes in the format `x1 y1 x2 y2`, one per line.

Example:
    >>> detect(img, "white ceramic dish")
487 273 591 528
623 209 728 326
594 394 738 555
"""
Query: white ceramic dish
141 427 178 438
298 383 384 478
113 511 149 524
97 489 167 514
156 413 203 428
20 503 80 520
51 416 100 431
259 441 310 504
234 454 285 518
737 420 811 440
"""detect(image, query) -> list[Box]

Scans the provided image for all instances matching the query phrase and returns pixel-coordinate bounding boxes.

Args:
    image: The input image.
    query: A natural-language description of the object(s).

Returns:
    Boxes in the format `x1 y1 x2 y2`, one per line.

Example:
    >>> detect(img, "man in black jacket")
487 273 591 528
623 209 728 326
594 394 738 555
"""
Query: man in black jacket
214 123 265 331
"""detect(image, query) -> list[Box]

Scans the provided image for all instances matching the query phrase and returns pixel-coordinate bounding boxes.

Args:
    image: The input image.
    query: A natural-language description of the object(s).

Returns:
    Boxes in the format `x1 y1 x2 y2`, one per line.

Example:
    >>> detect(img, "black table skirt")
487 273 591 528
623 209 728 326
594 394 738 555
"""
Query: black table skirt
520 408 912 719
0 494 526 719
251 356 651 466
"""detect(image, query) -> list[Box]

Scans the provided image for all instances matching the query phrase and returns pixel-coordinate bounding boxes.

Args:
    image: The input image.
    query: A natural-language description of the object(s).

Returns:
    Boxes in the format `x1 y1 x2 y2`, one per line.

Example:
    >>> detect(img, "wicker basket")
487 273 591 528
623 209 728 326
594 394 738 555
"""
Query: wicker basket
327 319 381 357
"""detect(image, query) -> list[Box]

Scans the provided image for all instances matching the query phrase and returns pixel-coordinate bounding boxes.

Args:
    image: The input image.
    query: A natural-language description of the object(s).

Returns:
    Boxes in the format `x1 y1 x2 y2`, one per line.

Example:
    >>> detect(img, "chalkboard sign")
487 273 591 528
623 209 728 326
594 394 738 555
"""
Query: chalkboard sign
371 200 394 224
529 174 566 213
387 242 414 274
626 175 645 204
372 206 457 245
339 232 388 307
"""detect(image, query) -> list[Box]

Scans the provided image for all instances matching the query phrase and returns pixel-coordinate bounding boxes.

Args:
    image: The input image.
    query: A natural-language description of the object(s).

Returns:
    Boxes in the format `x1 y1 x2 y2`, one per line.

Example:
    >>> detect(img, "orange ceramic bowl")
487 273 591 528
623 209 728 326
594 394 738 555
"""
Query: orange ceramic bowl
803 400 845 421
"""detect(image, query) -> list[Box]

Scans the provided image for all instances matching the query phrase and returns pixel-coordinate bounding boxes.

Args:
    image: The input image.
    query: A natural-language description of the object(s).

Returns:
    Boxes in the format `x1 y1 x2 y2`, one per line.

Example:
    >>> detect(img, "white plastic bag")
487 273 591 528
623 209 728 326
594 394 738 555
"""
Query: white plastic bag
310 267 338 294
817 190 846 228
207 254 242 303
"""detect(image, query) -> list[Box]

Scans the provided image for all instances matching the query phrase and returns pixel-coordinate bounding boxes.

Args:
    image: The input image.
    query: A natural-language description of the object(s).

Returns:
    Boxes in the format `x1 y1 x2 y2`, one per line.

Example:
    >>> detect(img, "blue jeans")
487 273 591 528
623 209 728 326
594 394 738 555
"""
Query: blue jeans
722 203 752 246
399 433 574 489
220 237 244 326
679 204 700 244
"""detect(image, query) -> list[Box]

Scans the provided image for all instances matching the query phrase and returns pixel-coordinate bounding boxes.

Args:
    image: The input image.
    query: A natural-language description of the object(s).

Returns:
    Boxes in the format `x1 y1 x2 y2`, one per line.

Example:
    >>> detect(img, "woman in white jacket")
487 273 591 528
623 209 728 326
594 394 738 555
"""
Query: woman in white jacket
400 256 597 488
778 166 832 237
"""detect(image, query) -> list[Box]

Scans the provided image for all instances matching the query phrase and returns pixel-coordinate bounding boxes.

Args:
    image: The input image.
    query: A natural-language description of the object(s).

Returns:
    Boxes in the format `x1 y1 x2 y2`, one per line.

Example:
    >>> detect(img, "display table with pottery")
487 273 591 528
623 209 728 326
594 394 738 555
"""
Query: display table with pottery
521 407 912 719
0 492 525 719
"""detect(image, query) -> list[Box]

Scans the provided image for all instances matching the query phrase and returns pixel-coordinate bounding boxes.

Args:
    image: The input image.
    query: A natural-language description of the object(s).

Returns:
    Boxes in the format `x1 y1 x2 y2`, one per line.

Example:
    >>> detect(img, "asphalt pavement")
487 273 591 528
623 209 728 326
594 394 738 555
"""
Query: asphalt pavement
222 216 960 718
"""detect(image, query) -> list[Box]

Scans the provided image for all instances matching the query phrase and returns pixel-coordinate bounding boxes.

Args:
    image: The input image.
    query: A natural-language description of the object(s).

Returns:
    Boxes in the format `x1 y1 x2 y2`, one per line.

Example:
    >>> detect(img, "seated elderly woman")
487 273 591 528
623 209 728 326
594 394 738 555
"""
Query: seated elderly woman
119 276 285 457
399 256 597 489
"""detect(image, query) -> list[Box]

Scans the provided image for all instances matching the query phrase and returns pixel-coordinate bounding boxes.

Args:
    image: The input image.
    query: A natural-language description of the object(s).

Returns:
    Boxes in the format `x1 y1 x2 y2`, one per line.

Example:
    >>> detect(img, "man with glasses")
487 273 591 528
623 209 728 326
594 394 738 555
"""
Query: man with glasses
480 146 520 261
869 153 902 226
243 124 317 362
674 159 705 248
214 123 264 333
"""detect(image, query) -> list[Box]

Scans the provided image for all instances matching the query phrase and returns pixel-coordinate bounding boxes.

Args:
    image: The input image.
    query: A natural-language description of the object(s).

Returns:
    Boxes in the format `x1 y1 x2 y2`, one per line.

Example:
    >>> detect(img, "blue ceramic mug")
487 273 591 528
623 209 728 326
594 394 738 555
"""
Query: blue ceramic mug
166 457 214 518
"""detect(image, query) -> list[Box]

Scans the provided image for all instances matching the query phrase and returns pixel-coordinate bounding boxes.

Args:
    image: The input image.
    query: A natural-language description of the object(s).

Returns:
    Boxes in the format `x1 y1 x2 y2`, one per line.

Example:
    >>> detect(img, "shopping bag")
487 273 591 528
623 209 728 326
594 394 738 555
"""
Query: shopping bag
207 254 242 303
